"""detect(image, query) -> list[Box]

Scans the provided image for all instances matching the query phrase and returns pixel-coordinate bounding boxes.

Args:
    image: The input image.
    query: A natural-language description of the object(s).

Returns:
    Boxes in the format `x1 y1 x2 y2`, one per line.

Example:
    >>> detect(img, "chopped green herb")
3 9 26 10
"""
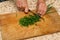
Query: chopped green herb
19 14 41 26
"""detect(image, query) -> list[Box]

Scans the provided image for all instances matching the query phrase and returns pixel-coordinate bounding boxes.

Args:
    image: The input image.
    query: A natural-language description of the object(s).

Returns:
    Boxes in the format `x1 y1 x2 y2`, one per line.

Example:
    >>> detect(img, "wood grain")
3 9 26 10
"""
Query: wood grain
0 8 60 40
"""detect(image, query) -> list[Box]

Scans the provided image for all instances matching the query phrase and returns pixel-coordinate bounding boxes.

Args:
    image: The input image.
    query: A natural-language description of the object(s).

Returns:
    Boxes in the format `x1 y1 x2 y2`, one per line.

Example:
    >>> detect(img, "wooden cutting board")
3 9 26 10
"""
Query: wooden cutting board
0 8 60 40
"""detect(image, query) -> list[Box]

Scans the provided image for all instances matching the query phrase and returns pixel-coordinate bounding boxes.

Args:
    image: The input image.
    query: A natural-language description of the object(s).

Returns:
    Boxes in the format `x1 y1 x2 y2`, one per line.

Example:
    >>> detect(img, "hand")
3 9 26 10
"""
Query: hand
37 0 47 16
16 0 28 12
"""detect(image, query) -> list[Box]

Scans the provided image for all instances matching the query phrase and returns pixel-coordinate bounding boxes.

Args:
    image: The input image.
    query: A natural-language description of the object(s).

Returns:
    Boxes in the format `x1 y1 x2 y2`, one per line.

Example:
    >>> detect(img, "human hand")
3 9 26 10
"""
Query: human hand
37 0 47 16
16 0 28 12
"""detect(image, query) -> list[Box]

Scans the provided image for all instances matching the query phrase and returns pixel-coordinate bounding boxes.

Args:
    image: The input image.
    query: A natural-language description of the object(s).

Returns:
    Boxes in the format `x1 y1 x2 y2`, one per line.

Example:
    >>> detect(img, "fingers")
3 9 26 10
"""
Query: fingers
37 0 47 16
38 7 47 16
25 7 28 13
16 0 21 7
16 0 28 13
40 10 46 16
37 10 45 16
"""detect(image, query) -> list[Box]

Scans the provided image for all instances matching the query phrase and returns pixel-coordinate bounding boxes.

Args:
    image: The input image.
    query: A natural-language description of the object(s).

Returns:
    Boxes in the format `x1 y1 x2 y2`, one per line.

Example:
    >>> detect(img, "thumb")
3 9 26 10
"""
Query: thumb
25 7 28 13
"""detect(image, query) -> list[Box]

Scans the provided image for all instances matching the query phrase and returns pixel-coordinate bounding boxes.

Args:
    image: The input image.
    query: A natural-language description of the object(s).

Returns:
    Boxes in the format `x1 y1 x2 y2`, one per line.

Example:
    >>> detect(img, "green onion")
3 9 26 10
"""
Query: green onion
46 3 54 14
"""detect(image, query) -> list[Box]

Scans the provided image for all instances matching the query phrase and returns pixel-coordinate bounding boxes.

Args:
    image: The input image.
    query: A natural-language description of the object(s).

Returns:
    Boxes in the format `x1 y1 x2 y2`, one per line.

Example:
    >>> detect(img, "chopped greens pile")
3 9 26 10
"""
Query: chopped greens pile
19 3 53 27
19 14 41 26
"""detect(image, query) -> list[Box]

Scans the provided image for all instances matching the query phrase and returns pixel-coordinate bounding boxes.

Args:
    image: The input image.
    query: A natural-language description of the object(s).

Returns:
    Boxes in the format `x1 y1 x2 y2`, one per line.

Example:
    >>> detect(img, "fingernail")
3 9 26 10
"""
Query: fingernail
25 8 28 12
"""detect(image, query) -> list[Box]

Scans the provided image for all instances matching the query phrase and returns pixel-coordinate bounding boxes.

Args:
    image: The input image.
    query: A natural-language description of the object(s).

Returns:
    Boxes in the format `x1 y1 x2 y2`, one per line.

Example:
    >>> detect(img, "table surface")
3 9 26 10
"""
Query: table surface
0 0 60 40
